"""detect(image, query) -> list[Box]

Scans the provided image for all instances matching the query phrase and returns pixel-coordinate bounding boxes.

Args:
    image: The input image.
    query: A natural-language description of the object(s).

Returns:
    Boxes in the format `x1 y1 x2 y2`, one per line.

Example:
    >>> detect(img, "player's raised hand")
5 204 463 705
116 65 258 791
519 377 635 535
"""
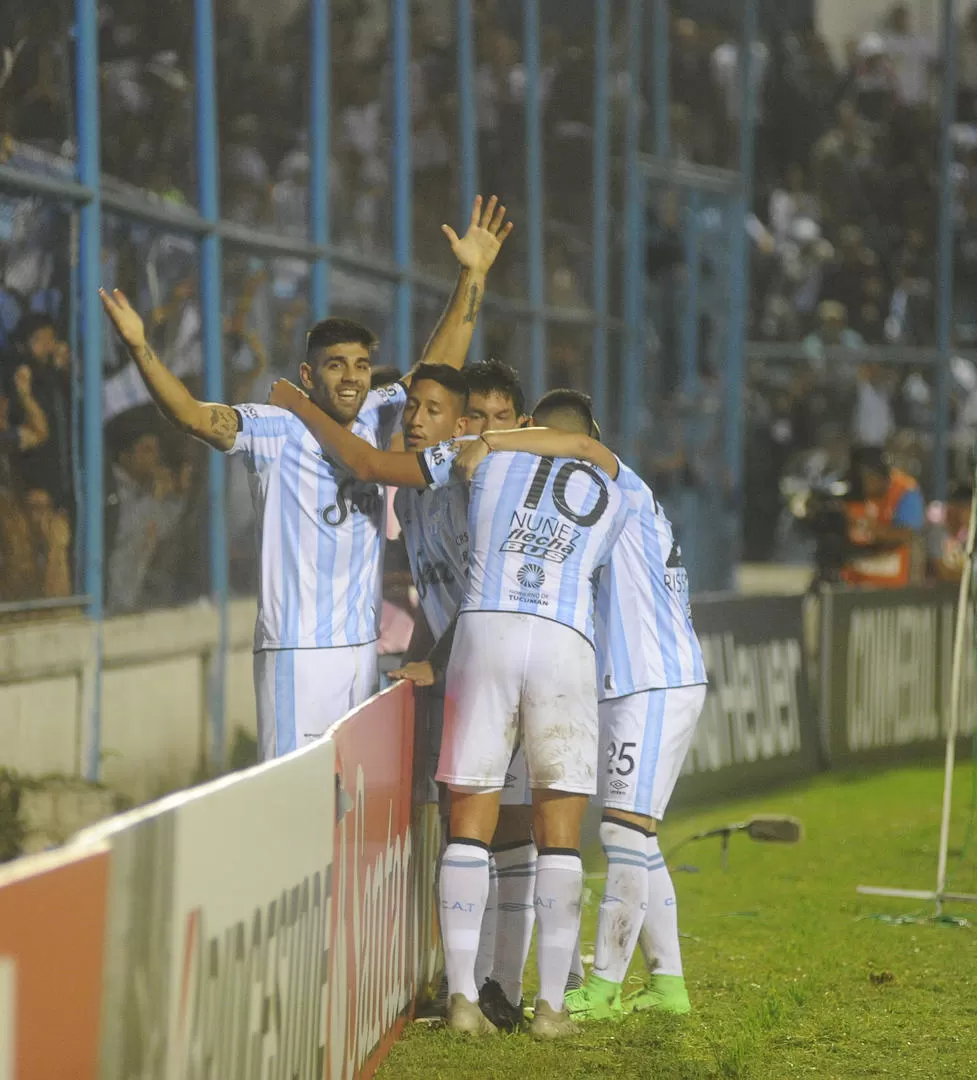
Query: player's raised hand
268 378 308 411
99 288 147 352
389 660 436 687
441 195 514 276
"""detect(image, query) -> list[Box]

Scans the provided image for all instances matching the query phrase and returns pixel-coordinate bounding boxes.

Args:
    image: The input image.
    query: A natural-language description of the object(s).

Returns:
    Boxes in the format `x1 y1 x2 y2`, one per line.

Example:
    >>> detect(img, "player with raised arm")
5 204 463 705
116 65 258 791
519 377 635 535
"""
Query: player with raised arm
99 195 512 761
272 358 539 1030
265 384 628 1037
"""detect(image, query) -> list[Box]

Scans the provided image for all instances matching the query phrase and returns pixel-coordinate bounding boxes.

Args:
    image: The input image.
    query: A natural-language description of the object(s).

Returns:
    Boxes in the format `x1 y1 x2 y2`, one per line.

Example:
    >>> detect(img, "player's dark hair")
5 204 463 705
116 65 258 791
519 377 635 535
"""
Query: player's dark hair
306 317 378 358
464 358 526 418
13 312 57 345
370 364 402 389
409 363 469 406
533 388 600 438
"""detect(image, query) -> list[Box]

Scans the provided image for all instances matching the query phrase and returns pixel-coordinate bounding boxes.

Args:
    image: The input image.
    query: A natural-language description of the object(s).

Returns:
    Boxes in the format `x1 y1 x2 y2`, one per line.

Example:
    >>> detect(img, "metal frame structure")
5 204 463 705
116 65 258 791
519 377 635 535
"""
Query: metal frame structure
0 0 961 775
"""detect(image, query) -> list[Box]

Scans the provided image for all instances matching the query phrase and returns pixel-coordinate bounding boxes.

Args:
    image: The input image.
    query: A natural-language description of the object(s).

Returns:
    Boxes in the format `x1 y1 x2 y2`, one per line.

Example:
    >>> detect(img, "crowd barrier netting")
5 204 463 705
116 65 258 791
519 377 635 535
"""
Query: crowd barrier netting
0 586 973 1078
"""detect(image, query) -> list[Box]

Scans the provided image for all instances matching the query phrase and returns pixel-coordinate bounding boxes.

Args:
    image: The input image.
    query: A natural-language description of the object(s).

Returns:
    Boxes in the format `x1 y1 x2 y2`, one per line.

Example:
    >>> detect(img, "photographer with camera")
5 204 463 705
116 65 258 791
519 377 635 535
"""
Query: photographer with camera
839 446 925 588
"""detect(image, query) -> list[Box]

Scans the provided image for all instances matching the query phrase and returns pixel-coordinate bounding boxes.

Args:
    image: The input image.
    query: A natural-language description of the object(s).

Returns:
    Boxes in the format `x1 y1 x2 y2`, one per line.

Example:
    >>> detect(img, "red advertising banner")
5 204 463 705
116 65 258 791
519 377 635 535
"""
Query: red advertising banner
0 844 110 1080
326 683 441 1080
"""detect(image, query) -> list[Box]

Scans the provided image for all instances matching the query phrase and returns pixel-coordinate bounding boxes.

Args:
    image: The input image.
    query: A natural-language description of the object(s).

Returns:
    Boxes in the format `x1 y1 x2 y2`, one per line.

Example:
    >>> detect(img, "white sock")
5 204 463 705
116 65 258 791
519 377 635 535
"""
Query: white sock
593 819 650 985
492 841 537 1007
473 855 498 989
534 850 583 1012
439 841 491 1002
639 834 683 978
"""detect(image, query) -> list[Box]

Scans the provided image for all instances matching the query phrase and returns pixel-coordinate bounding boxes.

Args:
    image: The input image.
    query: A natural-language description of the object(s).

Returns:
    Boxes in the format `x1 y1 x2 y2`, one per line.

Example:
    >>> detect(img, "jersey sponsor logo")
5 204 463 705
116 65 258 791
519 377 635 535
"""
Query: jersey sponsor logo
372 383 401 402
516 562 546 589
502 511 580 564
322 477 384 527
415 555 457 599
238 403 260 419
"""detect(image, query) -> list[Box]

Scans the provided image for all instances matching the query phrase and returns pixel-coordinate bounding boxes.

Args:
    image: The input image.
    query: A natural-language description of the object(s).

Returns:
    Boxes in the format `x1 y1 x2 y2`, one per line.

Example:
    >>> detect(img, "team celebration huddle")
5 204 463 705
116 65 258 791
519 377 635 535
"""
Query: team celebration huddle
99 196 707 1041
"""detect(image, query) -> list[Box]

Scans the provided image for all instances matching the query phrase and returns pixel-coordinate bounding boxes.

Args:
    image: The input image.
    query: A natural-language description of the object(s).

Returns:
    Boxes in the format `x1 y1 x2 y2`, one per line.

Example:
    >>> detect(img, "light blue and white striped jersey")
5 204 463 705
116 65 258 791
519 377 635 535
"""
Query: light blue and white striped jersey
226 383 407 650
456 451 628 644
394 476 469 640
595 459 707 699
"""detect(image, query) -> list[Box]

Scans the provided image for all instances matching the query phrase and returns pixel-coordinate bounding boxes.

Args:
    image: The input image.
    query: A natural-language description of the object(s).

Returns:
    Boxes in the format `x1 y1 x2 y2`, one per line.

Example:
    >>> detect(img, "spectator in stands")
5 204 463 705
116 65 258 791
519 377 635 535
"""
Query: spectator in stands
105 426 189 614
929 483 973 583
812 101 875 235
0 356 48 458
852 362 896 448
768 163 821 244
0 484 71 602
841 445 925 588
845 33 899 128
802 300 865 372
3 313 71 509
877 3 936 109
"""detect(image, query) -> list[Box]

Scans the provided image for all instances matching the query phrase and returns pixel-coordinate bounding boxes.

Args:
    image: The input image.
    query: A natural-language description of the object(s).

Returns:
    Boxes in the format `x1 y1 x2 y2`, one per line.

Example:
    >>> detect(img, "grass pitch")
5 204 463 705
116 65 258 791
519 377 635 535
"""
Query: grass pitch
377 762 977 1080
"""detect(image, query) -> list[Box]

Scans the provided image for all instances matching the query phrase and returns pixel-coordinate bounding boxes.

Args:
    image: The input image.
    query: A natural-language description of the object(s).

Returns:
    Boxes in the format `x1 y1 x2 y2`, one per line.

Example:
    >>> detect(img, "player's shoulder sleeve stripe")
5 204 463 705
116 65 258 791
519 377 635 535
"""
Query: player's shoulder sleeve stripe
233 403 293 436
417 449 435 487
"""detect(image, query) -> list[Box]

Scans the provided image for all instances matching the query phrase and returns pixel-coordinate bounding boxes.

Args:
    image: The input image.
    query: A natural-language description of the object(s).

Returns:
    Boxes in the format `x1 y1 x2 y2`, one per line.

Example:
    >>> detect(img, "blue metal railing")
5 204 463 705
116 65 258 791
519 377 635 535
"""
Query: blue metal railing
16 0 967 768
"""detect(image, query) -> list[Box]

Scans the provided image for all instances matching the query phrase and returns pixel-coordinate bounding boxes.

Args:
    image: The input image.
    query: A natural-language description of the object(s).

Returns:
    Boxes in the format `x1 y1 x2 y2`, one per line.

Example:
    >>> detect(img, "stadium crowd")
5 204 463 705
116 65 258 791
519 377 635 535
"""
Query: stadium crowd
3 1 977 607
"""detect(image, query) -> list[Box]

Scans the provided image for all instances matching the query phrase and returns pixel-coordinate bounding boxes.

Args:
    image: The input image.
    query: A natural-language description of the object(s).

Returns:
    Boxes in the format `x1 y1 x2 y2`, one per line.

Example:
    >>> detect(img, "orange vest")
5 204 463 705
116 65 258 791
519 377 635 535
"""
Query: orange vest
841 469 919 588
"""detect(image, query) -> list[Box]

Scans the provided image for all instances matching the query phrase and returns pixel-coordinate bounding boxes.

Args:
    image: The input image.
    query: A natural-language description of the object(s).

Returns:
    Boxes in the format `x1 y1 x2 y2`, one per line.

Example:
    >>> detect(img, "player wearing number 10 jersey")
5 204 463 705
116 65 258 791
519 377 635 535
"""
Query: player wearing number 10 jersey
433 390 627 1039
474 422 708 1021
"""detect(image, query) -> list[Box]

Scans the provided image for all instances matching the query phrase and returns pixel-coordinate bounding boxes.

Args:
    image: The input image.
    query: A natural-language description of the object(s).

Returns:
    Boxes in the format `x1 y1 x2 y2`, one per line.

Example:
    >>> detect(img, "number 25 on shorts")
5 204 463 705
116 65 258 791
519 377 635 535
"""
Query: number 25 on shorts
607 741 636 776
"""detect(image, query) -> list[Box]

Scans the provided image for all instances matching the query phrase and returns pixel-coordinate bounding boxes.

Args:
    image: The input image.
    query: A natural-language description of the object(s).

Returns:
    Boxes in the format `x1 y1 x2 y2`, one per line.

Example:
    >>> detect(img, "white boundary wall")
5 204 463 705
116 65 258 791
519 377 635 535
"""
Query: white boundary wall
0 600 259 802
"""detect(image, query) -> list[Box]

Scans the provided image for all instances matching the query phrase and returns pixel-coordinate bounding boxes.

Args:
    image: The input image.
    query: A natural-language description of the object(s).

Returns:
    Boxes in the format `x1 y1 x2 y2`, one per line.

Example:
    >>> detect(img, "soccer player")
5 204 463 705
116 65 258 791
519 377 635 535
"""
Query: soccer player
272 358 538 1030
436 390 627 1040
99 195 512 761
478 422 709 1019
264 385 627 1037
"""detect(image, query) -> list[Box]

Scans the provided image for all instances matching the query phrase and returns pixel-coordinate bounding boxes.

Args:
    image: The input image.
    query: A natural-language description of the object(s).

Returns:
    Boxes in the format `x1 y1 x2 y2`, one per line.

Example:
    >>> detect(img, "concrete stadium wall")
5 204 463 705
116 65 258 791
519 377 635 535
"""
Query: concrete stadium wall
0 600 259 803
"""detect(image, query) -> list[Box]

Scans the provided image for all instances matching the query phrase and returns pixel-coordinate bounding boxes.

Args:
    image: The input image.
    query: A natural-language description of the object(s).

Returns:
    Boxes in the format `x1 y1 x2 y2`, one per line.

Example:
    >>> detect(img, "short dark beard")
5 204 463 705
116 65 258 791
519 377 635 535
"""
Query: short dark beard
315 389 363 428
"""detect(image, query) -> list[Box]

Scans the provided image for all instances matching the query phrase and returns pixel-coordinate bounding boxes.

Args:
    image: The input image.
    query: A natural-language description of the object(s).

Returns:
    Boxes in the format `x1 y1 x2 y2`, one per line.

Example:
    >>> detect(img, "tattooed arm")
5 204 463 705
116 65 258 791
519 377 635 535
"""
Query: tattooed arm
99 288 240 452
407 195 513 379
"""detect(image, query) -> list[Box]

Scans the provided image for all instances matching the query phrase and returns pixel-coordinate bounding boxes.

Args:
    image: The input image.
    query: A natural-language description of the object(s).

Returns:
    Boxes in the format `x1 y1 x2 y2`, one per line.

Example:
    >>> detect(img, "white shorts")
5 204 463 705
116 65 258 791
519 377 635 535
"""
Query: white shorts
253 644 379 761
598 685 706 820
415 687 532 806
438 612 599 795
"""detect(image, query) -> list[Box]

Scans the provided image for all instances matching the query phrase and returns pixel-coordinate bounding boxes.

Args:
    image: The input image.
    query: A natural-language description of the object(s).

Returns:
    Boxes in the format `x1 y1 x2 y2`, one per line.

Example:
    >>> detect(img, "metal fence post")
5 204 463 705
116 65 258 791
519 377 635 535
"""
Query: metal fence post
392 0 413 370
76 0 103 780
310 0 331 321
591 0 610 426
722 0 759 552
524 0 546 405
934 0 958 502
457 0 483 365
621 0 644 468
194 0 228 771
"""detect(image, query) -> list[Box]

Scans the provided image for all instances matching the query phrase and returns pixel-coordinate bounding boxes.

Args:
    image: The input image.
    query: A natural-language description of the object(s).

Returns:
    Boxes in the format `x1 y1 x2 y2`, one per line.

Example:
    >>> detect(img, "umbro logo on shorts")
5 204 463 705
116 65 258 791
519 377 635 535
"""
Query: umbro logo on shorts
504 772 517 786
609 778 628 793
